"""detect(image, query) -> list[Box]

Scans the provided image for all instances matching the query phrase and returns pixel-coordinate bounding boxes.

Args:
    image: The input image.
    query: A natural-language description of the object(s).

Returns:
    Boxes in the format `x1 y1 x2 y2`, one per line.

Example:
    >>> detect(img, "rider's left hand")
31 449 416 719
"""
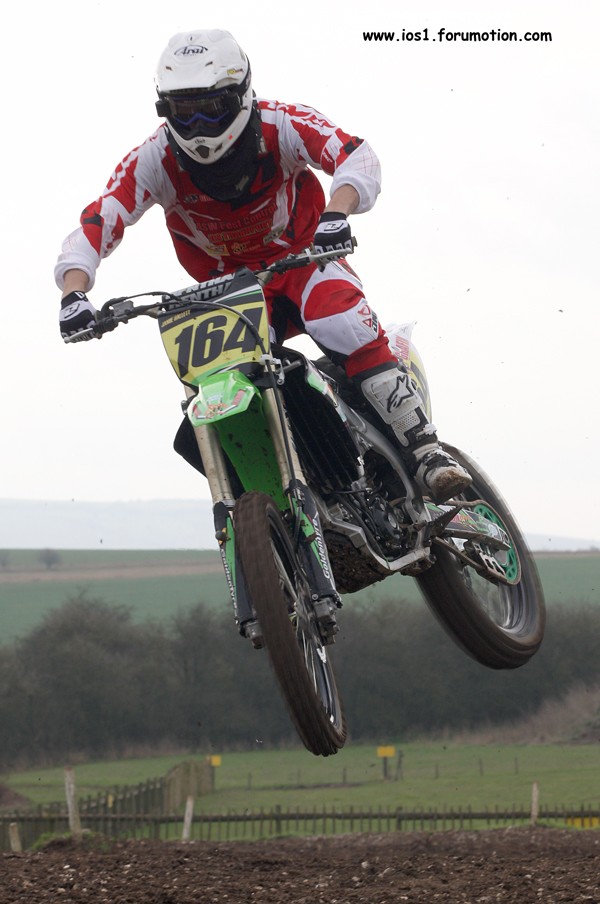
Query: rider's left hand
313 212 354 254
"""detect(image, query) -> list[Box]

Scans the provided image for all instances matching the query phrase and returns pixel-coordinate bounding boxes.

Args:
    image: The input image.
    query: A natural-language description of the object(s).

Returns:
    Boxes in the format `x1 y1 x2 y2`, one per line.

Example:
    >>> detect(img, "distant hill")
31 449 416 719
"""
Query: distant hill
0 499 216 550
526 533 599 553
0 499 598 552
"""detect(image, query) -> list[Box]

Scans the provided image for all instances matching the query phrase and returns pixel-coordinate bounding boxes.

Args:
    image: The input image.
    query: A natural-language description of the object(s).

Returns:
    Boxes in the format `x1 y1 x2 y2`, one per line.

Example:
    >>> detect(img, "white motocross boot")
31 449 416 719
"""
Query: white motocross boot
359 365 472 503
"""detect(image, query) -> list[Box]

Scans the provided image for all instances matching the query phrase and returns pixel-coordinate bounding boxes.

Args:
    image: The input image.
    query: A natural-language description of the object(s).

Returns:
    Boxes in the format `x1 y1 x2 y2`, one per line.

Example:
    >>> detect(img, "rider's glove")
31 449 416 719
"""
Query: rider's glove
60 291 97 342
312 212 354 254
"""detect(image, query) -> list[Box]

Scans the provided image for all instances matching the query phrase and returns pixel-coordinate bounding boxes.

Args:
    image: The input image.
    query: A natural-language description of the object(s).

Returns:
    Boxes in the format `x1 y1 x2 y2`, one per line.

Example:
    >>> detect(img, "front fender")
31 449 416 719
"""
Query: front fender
188 373 288 508
187 371 259 426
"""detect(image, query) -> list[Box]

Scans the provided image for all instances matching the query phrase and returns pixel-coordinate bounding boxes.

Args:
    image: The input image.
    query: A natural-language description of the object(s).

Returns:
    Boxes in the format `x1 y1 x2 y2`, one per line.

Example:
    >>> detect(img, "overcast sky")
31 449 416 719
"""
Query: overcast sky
1 0 598 544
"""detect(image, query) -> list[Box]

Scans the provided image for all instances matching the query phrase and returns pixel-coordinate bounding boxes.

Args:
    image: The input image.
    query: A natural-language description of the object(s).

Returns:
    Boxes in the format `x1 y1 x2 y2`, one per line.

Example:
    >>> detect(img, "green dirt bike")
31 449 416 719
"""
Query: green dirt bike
65 248 545 757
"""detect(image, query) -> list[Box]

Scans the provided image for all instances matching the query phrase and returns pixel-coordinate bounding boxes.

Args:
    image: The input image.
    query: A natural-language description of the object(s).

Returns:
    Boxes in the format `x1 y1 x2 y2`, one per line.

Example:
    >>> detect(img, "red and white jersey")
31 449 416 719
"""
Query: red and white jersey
55 100 381 290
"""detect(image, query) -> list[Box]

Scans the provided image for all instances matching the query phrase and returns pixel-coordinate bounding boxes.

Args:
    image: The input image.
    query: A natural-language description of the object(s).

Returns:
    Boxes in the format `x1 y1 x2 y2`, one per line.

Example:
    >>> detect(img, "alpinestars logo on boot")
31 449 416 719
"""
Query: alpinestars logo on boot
386 373 413 414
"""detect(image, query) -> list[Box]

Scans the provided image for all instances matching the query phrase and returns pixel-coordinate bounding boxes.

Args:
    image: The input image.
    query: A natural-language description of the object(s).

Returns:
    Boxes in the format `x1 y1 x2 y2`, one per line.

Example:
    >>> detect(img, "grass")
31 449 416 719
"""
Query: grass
0 549 232 641
1 550 598 645
3 742 600 814
0 549 423 644
0 573 232 640
191 743 600 814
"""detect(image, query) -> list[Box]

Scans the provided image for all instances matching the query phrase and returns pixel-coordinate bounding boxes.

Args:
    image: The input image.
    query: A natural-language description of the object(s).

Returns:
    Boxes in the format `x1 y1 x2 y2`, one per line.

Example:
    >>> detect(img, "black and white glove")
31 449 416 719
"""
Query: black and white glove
60 291 97 342
312 211 354 254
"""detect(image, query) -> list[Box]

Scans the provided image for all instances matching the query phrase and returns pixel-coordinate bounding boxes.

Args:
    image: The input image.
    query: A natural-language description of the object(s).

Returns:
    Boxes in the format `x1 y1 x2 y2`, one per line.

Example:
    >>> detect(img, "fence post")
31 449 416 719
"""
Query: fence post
64 767 82 842
182 795 195 842
9 823 22 853
530 781 540 827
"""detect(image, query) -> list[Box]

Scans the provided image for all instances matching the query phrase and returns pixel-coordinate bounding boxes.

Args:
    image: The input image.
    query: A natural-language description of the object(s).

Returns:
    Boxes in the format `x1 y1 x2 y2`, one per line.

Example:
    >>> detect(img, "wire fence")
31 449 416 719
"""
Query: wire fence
2 764 599 852
2 803 599 852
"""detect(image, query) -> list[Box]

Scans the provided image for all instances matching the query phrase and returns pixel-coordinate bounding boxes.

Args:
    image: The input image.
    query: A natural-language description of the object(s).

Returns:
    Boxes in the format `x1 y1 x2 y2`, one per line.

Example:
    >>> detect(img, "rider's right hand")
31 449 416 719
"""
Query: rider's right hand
60 291 98 341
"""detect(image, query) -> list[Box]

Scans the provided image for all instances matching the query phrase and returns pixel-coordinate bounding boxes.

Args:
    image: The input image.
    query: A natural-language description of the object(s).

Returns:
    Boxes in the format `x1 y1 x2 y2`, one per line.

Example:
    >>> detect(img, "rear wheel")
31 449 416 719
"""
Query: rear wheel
235 491 346 755
416 445 545 669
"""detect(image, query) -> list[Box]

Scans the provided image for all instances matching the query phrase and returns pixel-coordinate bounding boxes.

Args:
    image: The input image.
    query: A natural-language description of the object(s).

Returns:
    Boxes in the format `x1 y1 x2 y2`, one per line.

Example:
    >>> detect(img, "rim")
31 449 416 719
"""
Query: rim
460 558 524 630
449 493 527 632
472 502 521 584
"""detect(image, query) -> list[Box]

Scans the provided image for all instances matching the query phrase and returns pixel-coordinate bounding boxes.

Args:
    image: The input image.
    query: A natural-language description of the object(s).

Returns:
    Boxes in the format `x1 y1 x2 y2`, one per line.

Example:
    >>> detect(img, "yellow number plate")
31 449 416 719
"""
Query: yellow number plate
159 296 269 385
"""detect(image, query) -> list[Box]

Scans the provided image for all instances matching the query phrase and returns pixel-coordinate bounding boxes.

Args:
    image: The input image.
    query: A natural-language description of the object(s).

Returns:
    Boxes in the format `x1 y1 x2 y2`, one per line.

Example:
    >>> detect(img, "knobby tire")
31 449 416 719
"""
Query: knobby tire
234 492 347 756
416 445 546 669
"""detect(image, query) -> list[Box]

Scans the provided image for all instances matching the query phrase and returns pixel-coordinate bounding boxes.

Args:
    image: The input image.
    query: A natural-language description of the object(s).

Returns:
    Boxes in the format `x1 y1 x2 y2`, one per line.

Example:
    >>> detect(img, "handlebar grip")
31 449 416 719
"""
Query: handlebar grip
62 317 117 343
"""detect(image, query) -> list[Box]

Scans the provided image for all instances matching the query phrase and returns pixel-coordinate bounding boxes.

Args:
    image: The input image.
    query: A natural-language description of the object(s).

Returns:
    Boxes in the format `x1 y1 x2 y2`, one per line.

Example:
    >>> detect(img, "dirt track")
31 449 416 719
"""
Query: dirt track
1 829 599 903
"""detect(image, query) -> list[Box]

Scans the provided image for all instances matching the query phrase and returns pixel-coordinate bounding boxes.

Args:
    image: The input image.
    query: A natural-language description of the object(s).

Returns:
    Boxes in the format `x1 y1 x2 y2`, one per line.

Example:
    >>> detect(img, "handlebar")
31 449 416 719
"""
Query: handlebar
63 246 353 344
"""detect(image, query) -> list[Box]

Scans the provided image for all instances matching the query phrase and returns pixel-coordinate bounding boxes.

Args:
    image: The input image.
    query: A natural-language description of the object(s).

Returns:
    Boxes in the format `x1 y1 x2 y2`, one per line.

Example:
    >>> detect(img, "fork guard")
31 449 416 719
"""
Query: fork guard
187 370 259 426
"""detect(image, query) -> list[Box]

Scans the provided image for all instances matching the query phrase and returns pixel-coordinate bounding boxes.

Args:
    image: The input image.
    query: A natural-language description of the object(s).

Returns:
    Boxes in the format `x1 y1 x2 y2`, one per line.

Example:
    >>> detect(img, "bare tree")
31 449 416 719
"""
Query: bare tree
38 548 62 570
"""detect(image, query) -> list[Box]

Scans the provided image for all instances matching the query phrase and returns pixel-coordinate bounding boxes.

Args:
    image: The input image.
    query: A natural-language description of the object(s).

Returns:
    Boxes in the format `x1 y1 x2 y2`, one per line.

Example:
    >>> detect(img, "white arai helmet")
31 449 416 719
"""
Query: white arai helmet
155 30 253 165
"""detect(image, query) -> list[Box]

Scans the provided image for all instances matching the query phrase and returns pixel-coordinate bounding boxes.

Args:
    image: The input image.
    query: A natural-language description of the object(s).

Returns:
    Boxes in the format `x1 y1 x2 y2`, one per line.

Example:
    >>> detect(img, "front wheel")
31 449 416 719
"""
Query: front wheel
416 445 546 669
234 491 346 756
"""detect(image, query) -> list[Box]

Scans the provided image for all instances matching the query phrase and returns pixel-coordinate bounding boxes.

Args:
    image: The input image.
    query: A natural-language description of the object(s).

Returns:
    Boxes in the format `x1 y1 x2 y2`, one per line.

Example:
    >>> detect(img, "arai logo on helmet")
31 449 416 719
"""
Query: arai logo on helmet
174 44 208 56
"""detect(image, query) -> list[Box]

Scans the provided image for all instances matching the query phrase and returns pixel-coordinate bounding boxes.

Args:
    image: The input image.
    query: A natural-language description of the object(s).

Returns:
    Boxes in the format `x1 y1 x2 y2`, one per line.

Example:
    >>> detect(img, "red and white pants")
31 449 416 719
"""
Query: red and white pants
264 258 395 378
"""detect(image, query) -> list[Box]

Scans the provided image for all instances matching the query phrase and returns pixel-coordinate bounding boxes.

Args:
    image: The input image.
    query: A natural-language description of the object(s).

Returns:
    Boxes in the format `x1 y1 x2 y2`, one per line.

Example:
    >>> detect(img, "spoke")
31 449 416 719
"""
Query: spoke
464 567 513 627
235 493 346 754
272 538 334 705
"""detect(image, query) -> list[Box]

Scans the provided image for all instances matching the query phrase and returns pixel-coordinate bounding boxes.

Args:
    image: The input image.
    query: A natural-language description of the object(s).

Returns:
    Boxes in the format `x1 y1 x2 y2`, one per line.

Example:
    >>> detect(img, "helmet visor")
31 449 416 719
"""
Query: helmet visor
157 87 242 139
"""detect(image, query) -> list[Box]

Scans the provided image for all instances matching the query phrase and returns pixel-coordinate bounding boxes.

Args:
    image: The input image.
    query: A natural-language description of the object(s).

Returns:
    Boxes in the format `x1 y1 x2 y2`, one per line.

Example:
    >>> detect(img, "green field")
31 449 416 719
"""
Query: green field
0 570 231 640
3 742 600 814
0 550 231 642
0 550 598 644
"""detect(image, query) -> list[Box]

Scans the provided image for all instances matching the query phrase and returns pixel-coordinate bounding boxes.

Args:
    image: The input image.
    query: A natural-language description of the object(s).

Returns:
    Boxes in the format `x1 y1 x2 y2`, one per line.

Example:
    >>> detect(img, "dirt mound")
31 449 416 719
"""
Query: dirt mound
1 828 599 902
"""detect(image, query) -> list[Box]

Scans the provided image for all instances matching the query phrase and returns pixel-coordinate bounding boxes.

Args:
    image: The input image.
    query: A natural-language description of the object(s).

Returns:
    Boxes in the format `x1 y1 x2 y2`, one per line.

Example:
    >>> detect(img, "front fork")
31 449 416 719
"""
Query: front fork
187 415 253 622
287 481 342 642
262 386 342 642
186 385 342 645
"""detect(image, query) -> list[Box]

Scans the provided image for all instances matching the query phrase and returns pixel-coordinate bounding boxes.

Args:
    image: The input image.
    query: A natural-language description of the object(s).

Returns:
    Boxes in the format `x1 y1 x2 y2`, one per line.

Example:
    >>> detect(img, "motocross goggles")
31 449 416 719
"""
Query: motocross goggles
156 72 251 140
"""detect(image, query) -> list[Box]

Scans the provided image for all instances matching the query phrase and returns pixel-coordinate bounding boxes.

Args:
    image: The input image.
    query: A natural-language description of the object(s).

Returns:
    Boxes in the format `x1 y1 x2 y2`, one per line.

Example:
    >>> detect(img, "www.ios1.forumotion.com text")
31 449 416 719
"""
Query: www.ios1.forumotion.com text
363 28 552 43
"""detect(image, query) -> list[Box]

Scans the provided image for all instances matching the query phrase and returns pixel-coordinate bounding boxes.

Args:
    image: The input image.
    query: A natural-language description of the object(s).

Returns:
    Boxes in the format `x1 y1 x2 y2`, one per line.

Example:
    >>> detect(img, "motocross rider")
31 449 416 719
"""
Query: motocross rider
55 29 471 504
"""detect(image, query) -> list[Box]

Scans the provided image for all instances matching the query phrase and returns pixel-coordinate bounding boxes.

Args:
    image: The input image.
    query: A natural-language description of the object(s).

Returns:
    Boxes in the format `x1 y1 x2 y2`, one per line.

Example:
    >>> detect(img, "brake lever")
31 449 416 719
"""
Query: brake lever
63 326 100 344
